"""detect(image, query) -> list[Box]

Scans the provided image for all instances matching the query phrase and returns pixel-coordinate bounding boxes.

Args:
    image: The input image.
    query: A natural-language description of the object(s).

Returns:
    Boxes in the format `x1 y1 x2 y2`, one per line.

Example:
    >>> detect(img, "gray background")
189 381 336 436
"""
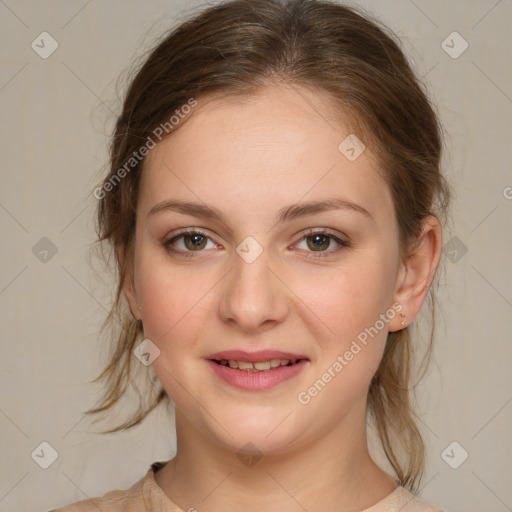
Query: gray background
0 1 511 511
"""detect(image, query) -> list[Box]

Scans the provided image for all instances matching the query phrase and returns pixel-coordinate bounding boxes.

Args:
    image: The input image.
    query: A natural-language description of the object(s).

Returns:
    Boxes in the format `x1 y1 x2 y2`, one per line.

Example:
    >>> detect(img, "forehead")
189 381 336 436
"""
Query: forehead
139 84 393 225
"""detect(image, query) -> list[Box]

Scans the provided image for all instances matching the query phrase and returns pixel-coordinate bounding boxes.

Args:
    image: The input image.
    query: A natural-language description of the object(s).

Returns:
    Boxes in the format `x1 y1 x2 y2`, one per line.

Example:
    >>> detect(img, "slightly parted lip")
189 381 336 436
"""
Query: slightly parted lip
206 349 309 363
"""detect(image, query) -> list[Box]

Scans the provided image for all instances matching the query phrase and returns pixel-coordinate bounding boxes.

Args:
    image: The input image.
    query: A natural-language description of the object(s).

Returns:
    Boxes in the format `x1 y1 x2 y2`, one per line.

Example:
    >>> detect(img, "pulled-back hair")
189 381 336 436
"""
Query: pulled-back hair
87 0 450 493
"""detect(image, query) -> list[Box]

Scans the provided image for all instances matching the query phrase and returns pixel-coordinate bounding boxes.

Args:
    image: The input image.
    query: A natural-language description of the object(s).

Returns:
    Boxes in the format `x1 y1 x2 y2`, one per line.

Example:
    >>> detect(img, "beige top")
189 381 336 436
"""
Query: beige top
50 462 443 512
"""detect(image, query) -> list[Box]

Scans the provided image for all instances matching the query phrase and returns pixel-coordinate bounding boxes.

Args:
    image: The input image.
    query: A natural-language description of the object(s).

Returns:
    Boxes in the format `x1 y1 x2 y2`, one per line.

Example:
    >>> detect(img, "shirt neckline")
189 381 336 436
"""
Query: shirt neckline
143 461 411 512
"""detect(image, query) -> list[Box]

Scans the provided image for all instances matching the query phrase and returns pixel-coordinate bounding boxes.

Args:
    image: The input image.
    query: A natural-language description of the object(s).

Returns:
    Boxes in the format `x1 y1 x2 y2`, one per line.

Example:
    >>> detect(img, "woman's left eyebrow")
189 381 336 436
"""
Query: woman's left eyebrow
147 197 374 224
277 198 373 223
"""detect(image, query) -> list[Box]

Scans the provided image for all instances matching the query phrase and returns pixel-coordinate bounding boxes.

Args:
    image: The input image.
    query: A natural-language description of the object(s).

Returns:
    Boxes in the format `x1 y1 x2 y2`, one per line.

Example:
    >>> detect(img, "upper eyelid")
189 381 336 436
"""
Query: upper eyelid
167 227 216 243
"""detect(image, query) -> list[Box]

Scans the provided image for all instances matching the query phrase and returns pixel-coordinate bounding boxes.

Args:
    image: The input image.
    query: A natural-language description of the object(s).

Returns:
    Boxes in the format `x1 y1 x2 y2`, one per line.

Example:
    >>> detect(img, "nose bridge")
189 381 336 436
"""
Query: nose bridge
218 237 288 330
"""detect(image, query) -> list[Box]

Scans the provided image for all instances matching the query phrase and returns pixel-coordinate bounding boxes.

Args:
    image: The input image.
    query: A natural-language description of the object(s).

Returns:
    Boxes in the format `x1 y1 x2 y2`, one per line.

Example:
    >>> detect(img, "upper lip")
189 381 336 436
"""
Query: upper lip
206 350 309 363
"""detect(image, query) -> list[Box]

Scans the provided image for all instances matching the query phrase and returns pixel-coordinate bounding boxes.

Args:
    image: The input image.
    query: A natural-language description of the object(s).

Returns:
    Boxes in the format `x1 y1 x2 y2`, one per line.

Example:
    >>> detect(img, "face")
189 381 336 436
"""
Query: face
127 84 405 456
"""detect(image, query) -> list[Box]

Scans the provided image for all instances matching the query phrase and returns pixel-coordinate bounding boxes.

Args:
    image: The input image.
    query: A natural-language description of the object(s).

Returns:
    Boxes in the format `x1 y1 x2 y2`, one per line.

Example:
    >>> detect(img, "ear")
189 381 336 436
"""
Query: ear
389 216 442 332
116 245 142 321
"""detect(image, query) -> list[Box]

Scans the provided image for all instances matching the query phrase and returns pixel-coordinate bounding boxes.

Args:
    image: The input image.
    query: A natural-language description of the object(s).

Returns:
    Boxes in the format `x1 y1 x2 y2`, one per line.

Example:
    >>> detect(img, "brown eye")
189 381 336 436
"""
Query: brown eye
295 230 350 259
306 233 331 251
183 233 207 251
164 230 217 256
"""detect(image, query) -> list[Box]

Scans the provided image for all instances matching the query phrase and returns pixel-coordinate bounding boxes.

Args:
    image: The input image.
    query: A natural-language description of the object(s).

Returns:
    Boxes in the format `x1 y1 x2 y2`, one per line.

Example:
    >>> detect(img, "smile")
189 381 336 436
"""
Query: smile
205 349 309 390
213 358 303 371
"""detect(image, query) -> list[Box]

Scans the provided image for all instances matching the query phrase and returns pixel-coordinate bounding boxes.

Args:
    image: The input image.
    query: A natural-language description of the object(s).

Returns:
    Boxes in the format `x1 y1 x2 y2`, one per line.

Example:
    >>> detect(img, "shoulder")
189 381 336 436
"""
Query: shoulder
362 485 444 512
386 487 444 512
48 468 151 512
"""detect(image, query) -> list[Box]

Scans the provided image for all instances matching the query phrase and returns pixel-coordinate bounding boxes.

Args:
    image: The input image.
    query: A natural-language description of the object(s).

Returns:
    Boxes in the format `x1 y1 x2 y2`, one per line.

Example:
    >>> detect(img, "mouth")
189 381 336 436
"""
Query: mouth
206 350 310 391
210 358 307 372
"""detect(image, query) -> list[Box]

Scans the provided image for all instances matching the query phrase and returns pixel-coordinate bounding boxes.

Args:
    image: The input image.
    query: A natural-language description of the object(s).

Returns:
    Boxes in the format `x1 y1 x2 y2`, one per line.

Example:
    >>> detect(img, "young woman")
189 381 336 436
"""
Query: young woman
52 0 449 510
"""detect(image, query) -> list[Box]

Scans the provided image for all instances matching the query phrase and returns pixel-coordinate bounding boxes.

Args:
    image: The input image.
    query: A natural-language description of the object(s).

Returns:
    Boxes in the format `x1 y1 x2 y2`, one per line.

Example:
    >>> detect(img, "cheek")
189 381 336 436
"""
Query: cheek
136 263 211 406
133 228 213 336
289 257 395 404
137 264 208 343
292 281 390 420
292 257 395 349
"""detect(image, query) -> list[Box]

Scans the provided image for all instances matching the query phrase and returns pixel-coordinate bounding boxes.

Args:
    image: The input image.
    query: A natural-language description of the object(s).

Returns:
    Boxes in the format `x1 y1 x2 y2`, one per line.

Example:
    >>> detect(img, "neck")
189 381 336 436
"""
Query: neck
155 406 397 512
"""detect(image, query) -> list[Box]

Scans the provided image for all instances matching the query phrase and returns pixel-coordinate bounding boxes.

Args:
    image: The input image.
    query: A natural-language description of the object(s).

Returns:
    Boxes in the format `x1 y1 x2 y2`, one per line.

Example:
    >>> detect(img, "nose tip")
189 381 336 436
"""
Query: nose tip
218 250 289 332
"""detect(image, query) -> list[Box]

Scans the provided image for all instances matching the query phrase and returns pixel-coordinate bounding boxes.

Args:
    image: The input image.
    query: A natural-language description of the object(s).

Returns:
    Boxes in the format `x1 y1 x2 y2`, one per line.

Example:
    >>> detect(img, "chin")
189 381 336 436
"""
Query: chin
181 405 300 455
198 406 305 458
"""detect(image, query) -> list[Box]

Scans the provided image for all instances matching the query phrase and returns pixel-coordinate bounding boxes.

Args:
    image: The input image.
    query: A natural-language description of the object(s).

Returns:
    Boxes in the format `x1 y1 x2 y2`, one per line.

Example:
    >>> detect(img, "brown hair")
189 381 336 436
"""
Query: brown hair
87 0 450 492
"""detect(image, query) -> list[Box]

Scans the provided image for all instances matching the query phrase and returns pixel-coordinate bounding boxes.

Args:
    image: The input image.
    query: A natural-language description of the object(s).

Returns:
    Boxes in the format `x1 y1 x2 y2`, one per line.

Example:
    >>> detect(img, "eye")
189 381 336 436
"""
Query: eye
163 229 218 256
163 228 350 259
294 229 350 258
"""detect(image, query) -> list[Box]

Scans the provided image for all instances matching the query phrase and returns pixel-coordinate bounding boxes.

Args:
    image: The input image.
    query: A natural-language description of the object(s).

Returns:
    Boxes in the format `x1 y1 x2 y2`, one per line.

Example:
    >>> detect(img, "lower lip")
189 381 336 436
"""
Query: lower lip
206 359 308 391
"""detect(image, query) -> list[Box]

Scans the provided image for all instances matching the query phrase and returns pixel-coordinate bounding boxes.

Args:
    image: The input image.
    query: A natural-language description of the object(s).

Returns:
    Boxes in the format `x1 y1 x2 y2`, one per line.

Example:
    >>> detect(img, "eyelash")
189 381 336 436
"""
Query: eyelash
163 228 351 259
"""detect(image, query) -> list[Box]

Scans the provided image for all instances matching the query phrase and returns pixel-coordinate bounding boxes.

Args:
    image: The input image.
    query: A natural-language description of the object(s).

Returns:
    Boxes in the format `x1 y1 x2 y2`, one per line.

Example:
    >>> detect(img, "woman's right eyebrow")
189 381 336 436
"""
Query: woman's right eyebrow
148 199 228 223
147 198 374 225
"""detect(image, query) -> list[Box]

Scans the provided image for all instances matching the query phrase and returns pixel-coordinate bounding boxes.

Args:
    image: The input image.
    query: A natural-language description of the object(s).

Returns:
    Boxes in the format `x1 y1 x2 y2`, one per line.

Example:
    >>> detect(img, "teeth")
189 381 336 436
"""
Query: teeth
220 358 299 371
254 361 271 370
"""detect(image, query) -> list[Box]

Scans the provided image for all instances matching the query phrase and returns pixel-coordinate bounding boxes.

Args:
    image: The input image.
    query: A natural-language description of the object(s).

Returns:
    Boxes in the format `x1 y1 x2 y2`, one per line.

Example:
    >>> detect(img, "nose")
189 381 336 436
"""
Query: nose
217 245 289 333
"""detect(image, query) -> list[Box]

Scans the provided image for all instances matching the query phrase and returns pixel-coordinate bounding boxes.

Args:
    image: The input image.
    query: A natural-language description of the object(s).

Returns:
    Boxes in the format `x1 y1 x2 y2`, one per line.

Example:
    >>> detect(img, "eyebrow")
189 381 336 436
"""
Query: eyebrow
147 197 373 224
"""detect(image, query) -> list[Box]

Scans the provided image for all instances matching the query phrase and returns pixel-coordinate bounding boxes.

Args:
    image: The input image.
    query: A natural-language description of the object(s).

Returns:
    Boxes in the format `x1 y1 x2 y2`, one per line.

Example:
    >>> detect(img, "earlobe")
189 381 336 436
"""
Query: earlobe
389 216 442 332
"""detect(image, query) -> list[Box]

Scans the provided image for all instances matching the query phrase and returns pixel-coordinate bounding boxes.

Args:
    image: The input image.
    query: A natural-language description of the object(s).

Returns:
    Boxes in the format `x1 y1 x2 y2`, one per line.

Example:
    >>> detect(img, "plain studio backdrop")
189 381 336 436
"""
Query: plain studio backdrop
0 1 511 511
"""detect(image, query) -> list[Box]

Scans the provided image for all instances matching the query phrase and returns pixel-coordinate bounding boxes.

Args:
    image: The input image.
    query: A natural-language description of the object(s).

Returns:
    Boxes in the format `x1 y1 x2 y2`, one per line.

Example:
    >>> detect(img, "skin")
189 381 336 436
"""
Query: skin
123 83 442 512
